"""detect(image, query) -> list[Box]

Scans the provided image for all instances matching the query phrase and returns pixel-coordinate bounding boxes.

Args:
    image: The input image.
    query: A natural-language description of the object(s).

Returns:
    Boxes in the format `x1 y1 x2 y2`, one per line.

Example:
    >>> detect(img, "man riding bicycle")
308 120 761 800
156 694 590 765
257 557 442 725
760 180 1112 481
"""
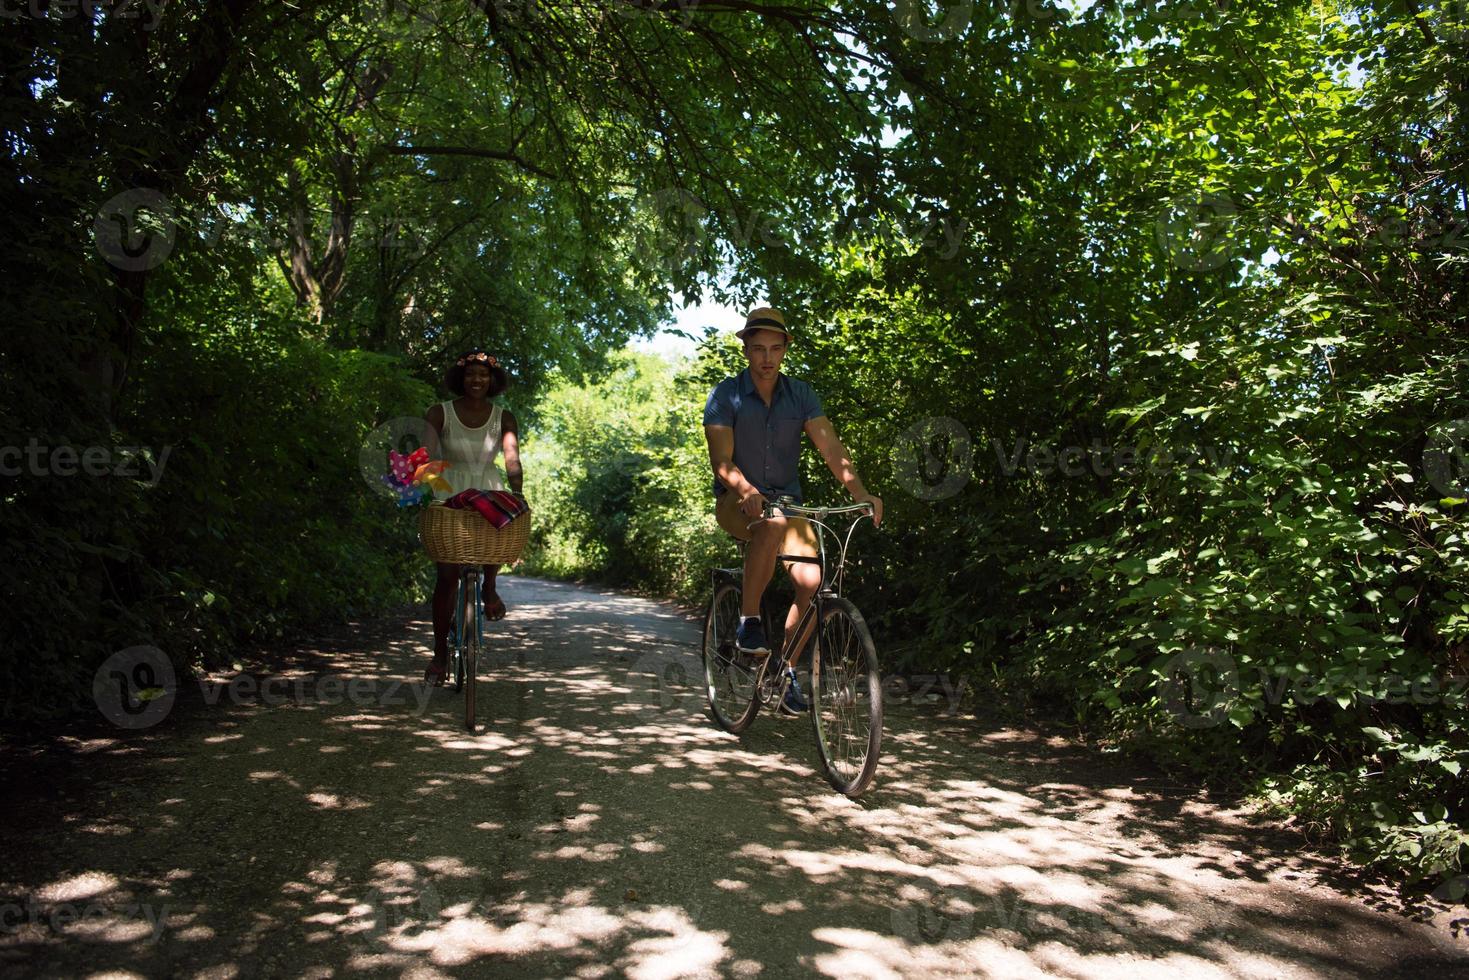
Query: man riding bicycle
702 307 883 713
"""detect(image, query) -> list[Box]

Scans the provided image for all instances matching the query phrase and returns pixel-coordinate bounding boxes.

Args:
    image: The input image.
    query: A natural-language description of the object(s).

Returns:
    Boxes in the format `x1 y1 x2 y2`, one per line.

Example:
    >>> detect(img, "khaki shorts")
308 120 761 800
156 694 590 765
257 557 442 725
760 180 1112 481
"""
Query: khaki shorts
714 491 818 558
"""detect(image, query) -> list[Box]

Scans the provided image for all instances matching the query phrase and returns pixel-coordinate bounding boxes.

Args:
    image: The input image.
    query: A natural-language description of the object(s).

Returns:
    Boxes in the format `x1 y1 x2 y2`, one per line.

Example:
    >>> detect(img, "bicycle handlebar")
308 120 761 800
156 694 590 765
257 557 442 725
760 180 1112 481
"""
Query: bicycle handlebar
758 495 874 521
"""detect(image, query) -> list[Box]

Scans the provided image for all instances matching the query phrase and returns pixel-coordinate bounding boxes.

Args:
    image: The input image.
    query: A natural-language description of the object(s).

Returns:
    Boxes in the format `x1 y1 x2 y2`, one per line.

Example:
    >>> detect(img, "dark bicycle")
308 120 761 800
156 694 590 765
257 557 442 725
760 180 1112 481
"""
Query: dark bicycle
701 496 883 797
448 563 482 733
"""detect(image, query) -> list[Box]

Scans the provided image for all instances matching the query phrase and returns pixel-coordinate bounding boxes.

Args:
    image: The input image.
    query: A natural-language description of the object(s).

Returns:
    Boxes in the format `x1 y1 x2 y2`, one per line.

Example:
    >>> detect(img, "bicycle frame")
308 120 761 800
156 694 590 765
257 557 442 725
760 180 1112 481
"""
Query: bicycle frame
452 567 482 687
452 567 481 652
731 496 875 669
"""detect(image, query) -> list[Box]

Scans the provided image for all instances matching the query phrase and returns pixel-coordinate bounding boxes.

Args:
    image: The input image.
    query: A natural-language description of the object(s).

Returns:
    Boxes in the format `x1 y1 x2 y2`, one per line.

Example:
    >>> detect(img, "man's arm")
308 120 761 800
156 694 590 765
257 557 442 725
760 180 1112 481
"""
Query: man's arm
704 425 767 520
501 409 524 494
805 416 883 526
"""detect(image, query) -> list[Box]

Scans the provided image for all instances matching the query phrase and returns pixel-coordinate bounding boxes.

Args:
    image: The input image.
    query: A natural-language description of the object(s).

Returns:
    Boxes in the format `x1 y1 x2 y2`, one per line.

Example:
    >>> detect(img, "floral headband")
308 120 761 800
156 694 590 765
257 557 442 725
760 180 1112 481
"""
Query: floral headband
456 352 498 367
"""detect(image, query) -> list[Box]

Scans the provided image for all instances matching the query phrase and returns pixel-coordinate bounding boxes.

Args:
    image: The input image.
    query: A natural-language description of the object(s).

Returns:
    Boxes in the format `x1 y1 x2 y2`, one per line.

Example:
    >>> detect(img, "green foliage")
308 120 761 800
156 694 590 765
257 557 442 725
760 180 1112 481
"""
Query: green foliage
521 1 1469 887
1 0 1464 890
520 349 731 600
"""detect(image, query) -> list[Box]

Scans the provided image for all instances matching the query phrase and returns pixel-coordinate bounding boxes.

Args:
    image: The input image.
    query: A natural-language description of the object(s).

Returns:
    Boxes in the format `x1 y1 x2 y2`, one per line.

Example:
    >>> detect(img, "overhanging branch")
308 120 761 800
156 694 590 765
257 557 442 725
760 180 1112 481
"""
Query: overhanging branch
386 143 556 179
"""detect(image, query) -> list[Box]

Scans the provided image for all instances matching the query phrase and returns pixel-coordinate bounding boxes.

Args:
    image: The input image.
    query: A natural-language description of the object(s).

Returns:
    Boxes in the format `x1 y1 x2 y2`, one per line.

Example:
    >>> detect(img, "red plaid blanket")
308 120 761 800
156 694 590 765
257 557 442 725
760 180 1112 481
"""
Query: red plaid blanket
444 489 530 529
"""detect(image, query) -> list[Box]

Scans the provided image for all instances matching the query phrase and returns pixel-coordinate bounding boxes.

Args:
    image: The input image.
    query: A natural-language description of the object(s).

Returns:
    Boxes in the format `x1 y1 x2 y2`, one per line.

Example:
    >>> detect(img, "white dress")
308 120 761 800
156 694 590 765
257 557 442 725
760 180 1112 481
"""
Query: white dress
436 400 505 500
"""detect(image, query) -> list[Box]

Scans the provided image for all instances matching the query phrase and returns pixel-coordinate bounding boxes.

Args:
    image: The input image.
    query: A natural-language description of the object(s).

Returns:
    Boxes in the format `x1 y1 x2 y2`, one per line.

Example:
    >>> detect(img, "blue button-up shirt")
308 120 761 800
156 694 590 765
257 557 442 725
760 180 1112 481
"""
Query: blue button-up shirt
703 369 825 502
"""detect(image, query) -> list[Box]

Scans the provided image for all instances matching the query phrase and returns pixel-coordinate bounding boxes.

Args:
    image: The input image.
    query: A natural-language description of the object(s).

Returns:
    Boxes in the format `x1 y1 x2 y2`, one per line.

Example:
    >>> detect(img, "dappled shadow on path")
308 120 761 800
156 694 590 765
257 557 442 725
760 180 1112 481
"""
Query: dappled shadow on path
2 577 1465 979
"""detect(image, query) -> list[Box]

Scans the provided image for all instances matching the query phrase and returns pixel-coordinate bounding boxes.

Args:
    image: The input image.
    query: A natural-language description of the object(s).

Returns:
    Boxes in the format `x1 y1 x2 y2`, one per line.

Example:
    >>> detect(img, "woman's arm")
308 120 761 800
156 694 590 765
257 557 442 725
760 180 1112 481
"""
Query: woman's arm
501 409 524 494
424 403 445 439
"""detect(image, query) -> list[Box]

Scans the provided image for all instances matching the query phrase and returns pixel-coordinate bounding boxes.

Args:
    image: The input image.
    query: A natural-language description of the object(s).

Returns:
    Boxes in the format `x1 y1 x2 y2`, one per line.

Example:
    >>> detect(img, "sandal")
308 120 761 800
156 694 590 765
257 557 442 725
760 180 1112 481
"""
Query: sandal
483 594 507 622
424 657 448 687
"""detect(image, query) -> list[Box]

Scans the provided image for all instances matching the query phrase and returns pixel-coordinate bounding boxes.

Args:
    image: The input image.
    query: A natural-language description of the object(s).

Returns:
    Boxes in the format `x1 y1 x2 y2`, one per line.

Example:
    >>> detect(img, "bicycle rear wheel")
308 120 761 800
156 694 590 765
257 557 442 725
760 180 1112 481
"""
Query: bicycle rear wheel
459 570 480 733
810 597 882 796
703 581 760 733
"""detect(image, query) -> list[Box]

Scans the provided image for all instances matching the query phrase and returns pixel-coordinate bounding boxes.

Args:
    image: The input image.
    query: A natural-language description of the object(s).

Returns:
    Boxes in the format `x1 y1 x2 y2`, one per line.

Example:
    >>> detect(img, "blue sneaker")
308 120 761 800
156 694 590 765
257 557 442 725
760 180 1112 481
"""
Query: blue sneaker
779 668 809 715
736 617 770 657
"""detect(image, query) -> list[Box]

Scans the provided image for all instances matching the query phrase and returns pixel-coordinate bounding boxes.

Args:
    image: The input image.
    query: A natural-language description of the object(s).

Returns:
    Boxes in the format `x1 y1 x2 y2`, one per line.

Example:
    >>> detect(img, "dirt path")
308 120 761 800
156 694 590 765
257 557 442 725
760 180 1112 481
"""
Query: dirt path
2 576 1466 979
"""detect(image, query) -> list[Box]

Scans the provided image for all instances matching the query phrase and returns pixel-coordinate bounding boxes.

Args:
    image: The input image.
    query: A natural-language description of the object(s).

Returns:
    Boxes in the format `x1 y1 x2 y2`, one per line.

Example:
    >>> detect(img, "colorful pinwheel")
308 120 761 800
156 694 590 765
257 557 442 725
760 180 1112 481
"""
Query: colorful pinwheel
383 448 452 508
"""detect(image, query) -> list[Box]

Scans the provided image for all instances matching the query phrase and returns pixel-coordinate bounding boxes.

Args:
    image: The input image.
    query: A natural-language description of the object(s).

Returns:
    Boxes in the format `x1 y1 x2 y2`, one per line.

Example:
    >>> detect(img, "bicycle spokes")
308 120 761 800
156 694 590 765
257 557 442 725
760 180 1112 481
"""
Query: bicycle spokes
812 599 881 796
703 582 760 733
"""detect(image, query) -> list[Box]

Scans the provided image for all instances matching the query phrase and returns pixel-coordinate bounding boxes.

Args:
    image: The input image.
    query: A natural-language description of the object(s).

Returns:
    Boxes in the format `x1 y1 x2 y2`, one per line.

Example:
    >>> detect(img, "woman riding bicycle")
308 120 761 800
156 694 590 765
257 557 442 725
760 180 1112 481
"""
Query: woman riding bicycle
423 348 524 686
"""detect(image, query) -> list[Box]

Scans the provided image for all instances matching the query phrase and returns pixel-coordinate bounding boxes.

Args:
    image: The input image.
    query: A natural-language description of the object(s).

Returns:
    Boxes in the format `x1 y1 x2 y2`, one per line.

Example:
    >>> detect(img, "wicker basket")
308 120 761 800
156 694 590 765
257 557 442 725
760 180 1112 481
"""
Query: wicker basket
418 502 531 565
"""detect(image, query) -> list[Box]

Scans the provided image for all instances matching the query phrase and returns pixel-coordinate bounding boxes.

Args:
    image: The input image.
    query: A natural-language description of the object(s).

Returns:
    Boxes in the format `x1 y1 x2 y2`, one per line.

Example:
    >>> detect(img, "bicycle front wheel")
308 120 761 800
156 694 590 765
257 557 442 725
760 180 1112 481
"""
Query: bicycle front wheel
810 597 882 797
703 581 759 733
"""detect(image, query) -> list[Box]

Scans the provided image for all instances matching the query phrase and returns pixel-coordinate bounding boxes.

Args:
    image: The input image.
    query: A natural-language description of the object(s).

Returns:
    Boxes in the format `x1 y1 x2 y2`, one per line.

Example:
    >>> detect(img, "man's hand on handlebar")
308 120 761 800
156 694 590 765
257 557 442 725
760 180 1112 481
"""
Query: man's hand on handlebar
856 492 883 527
739 490 766 520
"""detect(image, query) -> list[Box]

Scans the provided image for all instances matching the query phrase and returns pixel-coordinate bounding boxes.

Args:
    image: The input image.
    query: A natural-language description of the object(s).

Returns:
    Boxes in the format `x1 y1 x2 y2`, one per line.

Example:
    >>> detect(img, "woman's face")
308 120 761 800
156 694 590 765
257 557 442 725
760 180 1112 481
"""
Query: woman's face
463 363 493 397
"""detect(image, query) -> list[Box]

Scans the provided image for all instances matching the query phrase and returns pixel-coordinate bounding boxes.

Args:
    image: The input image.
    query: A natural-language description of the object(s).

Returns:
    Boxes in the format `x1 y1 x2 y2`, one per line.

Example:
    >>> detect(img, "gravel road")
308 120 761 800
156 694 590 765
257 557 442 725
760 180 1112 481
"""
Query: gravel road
2 576 1466 978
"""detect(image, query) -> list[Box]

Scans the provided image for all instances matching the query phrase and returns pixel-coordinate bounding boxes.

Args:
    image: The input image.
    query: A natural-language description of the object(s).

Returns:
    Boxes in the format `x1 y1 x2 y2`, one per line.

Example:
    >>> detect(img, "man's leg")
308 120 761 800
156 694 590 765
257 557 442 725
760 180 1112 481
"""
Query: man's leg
741 515 789 618
714 491 782 618
779 519 821 667
715 492 784 654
